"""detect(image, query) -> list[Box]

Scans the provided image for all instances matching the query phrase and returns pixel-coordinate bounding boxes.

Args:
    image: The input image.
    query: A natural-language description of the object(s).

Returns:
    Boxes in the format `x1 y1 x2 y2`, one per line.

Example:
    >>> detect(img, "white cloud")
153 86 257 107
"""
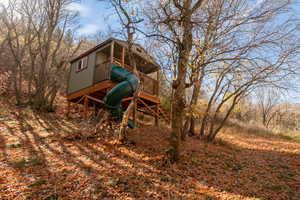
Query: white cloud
0 0 22 17
0 0 10 9
78 24 100 35
67 1 107 35
66 2 90 17
244 0 265 17
0 0 9 6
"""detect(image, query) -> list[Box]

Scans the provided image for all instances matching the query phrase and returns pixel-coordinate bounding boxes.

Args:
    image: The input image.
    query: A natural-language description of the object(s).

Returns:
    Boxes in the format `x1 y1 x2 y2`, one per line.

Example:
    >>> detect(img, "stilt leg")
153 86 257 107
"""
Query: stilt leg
67 100 70 118
133 98 137 127
155 103 159 126
84 96 88 120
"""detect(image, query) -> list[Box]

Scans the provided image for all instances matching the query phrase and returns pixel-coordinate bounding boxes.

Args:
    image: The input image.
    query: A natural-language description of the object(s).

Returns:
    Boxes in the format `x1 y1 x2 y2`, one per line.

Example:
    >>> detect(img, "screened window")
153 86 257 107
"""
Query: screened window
77 56 88 72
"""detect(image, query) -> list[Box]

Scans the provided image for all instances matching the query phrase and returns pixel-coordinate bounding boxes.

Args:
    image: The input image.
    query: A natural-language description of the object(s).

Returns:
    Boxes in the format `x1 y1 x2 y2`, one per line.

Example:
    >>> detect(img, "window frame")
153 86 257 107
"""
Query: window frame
76 56 88 72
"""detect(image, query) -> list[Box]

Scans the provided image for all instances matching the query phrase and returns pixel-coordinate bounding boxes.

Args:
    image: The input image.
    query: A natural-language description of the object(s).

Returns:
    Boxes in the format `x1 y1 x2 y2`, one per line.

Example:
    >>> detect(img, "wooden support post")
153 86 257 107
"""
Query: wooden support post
170 86 173 126
155 103 159 126
94 102 97 117
110 41 115 63
84 96 88 120
121 47 125 67
77 101 80 114
156 70 160 96
66 100 70 117
133 98 137 127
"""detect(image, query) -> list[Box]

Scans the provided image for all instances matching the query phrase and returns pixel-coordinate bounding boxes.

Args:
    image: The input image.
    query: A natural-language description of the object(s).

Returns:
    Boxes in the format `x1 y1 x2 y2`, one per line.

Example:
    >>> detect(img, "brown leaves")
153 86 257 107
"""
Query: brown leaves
0 98 300 199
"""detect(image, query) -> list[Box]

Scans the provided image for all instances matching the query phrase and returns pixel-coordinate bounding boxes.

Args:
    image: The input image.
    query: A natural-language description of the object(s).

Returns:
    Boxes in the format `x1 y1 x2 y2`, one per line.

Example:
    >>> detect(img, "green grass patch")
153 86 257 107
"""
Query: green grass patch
253 131 300 143
28 179 47 188
276 134 300 143
0 187 8 192
277 173 294 181
7 143 22 148
61 169 73 176
107 178 125 187
13 156 43 168
92 185 103 194
160 175 171 182
225 121 300 143
197 194 215 200
264 184 284 191
83 166 92 174
43 194 60 200
97 177 105 183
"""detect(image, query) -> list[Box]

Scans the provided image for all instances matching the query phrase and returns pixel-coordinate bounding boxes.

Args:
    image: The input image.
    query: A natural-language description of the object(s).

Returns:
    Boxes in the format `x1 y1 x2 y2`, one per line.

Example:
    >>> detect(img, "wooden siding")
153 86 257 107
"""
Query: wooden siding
67 53 95 94
94 61 111 84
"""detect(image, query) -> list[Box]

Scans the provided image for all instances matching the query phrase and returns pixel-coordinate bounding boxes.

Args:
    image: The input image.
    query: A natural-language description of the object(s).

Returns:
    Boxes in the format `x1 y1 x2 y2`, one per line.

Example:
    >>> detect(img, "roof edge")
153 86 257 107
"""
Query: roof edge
70 37 115 63
70 37 161 70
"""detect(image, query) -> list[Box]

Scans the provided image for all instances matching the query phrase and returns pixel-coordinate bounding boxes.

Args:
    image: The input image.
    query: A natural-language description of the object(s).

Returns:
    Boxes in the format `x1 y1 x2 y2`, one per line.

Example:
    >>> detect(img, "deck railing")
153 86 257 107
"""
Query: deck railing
112 58 158 96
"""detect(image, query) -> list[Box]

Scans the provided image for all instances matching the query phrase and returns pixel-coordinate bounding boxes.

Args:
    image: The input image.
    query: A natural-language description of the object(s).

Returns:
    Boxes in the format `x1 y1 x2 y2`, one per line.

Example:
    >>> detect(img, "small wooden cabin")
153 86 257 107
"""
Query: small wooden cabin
66 38 169 125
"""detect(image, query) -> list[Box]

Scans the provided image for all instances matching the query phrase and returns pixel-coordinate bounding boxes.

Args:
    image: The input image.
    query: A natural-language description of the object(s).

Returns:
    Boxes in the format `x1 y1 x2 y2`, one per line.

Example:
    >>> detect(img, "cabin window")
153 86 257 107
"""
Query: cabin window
76 56 88 72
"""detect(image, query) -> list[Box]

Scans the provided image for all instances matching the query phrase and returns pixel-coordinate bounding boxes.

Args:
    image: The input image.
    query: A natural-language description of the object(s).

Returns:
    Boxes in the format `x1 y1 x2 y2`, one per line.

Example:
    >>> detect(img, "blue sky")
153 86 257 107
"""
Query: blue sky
69 0 300 35
2 0 298 101
1 0 299 36
69 0 300 102
67 0 115 35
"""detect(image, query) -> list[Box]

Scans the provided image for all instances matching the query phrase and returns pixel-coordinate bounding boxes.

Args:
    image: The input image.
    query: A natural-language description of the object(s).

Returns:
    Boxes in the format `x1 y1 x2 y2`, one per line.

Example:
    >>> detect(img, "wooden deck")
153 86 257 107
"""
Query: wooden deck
67 80 159 105
66 80 169 125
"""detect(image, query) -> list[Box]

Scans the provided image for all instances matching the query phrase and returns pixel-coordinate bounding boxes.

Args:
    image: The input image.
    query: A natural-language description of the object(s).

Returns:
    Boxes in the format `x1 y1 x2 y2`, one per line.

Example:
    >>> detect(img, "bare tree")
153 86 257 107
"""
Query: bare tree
172 0 300 141
104 0 143 142
144 0 207 162
0 0 82 110
257 88 282 128
152 0 299 141
98 0 299 157
183 58 205 139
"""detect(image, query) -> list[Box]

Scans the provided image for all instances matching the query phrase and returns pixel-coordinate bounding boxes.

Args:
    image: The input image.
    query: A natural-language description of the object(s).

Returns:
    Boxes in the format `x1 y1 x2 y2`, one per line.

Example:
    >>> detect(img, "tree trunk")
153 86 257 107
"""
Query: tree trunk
169 83 185 162
168 4 194 162
189 117 196 135
199 114 208 137
188 80 201 135
118 102 134 142
182 115 190 140
183 80 200 139
118 30 140 142
12 65 21 105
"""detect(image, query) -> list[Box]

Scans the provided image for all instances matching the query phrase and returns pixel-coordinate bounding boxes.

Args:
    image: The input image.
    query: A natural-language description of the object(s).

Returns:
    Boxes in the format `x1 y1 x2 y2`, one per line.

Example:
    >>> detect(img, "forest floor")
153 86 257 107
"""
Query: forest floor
0 97 299 200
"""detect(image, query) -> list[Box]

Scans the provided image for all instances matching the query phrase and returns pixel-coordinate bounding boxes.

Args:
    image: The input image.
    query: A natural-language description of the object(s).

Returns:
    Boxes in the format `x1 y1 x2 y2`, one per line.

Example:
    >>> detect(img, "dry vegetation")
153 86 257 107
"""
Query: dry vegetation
0 97 299 200
1 1 300 199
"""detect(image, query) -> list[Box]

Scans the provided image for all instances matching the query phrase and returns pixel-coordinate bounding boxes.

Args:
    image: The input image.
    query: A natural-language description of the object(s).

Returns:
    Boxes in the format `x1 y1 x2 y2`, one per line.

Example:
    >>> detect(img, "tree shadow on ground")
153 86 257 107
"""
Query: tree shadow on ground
0 110 299 200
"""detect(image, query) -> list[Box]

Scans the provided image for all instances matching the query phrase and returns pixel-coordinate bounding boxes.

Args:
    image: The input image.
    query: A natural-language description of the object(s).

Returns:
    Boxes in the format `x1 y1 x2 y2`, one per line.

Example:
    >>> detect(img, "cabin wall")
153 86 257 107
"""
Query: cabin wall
67 52 96 94
94 51 110 84
95 51 108 65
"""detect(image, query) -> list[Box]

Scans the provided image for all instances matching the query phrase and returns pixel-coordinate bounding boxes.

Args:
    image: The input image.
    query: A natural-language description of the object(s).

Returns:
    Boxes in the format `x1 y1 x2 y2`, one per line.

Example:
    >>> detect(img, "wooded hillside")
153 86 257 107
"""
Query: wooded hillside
0 0 300 199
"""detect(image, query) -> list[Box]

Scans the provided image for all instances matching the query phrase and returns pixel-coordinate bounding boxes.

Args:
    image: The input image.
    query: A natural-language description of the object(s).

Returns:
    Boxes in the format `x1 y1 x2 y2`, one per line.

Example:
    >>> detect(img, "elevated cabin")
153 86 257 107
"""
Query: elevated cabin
66 38 169 125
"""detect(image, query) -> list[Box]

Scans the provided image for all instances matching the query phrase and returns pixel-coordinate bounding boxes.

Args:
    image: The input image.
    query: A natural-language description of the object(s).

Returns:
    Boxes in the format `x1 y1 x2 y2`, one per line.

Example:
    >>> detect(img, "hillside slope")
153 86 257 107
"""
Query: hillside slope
0 99 299 200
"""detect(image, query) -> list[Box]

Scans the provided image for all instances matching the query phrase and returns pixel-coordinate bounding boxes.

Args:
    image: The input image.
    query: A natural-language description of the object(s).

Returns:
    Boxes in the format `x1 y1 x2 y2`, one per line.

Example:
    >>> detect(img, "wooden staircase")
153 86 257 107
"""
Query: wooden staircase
136 98 171 124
